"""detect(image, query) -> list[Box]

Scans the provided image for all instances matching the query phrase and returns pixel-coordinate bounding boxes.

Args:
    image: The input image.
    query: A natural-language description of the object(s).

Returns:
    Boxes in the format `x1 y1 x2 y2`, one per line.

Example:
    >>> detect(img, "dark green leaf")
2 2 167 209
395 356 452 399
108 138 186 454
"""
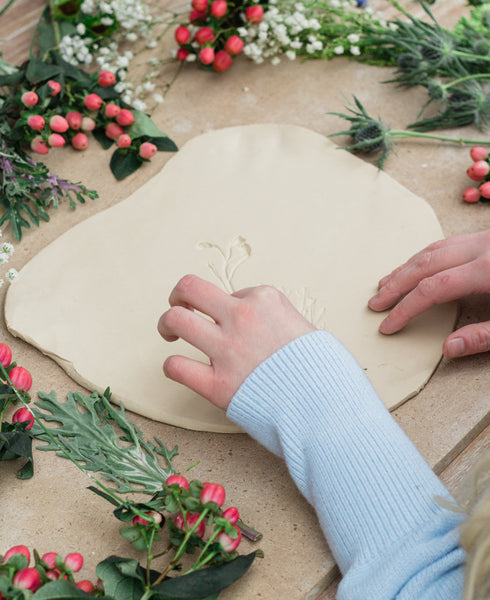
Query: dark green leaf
88 485 121 507
0 427 34 478
26 58 62 84
152 552 257 599
32 579 95 599
96 556 146 600
126 109 167 140
109 149 142 180
152 137 178 152
93 127 114 150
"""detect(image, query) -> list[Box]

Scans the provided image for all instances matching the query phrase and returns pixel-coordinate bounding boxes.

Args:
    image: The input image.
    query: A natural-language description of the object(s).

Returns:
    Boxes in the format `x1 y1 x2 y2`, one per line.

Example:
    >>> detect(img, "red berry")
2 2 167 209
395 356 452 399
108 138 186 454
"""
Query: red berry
65 552 83 573
48 80 61 96
470 146 488 162
174 512 206 538
81 116 96 132
213 51 232 72
166 474 190 490
21 91 38 108
479 181 490 199
245 5 264 23
210 0 227 17
84 93 103 111
12 408 34 430
222 506 239 524
9 367 33 391
217 525 241 552
0 343 12 367
46 569 61 581
175 26 191 45
76 580 95 592
132 513 151 526
71 132 89 150
116 109 135 127
224 35 244 55
30 136 49 154
189 9 206 22
4 545 30 563
42 552 58 569
13 568 40 592
195 27 214 45
66 111 83 130
200 482 225 507
139 142 157 159
27 115 45 131
117 134 132 148
199 46 215 65
176 48 190 61
98 70 116 87
105 122 124 140
192 0 208 11
471 160 489 179
48 133 66 147
105 103 121 118
49 115 69 133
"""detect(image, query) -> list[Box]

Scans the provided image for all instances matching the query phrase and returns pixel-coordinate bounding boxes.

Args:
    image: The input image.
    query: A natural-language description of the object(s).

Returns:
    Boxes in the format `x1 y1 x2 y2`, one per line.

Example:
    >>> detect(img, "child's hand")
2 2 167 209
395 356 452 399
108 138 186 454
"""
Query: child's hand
368 229 490 358
158 275 316 410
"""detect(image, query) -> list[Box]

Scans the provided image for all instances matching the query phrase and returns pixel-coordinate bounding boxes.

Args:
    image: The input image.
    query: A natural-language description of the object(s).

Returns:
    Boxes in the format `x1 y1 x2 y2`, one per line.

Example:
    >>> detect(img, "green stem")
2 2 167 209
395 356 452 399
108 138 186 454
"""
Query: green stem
187 550 217 573
453 50 490 63
139 590 154 600
189 528 221 571
391 130 490 145
48 0 61 48
0 0 17 18
445 73 490 89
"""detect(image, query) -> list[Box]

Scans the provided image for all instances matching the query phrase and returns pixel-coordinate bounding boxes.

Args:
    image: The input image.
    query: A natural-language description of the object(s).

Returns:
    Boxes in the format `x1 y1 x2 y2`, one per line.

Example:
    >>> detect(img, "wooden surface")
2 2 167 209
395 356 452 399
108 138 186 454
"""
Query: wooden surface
1 1 489 599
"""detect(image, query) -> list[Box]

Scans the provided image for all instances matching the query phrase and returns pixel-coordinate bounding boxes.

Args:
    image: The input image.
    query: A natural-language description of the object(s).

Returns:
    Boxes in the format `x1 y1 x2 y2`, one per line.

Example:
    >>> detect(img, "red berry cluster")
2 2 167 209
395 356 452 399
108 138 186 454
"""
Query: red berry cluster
463 146 490 203
0 342 34 429
174 0 264 72
19 72 156 160
0 546 95 596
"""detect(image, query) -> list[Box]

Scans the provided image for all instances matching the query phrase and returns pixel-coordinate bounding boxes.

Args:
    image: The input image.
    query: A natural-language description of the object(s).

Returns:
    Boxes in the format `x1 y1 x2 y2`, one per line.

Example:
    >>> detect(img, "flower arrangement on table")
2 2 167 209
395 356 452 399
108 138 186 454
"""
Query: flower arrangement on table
0 342 262 599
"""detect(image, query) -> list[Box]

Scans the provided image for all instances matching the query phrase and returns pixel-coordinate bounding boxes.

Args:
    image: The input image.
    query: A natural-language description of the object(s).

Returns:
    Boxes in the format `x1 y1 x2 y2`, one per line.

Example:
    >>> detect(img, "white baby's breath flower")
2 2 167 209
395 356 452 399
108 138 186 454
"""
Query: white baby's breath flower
146 39 158 49
2 242 14 255
126 32 138 42
334 45 344 54
76 23 86 35
286 50 296 60
350 45 361 55
271 56 281 65
6 268 18 283
153 93 164 103
116 55 130 68
100 17 114 26
0 253 9 265
186 53 197 62
132 99 147 110
347 33 360 43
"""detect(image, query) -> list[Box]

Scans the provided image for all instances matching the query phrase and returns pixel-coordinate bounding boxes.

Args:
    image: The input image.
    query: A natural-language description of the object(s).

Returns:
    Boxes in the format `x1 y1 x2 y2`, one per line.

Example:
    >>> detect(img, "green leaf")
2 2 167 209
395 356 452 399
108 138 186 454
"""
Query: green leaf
96 556 145 600
0 427 34 479
93 127 114 150
126 110 168 140
152 137 179 152
110 149 142 180
152 552 257 599
26 57 62 84
32 579 95 599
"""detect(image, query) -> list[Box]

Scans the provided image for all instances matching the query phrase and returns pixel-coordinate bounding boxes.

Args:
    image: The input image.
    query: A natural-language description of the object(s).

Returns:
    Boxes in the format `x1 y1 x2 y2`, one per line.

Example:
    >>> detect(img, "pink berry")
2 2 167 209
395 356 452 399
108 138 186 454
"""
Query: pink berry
9 366 33 391
189 9 206 22
116 109 135 127
76 580 95 592
49 115 69 133
470 160 490 180
222 506 239 524
48 133 66 147
71 132 89 150
132 513 151 526
245 5 264 23
84 93 103 111
46 569 61 581
81 116 96 132
12 408 34 430
0 343 12 367
65 552 83 573
48 80 61 96
195 26 214 45
213 50 232 72
4 545 30 563
199 47 215 65
217 525 241 552
139 142 157 159
175 26 191 45
66 111 83 130
27 115 45 131
174 512 206 538
479 181 490 199
98 70 116 87
166 474 190 490
210 0 227 17
224 35 244 55
105 122 124 140
42 552 58 569
117 134 132 148
105 103 121 118
13 568 40 592
176 48 190 61
30 136 49 154
470 146 488 162
200 482 225 507
21 91 38 108
191 0 208 11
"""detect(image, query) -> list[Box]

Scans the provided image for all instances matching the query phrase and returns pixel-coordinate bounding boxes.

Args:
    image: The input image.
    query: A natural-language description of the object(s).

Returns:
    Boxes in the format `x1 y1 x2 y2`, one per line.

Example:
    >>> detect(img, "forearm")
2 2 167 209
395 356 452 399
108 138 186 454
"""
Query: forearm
227 330 465 599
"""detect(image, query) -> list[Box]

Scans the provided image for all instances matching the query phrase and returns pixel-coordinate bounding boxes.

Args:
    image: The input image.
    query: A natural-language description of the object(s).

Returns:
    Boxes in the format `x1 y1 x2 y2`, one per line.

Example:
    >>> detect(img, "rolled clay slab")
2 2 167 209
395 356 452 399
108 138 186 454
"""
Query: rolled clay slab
5 124 456 432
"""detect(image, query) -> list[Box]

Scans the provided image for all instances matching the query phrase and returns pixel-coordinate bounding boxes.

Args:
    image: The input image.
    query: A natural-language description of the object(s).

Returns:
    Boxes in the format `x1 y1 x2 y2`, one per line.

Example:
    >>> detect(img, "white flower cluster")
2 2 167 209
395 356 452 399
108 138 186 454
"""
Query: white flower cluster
0 235 18 287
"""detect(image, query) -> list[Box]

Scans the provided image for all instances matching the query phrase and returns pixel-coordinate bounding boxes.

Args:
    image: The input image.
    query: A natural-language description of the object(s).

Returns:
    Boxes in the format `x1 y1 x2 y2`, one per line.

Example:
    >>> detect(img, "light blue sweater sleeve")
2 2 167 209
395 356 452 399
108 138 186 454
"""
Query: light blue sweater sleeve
226 330 465 600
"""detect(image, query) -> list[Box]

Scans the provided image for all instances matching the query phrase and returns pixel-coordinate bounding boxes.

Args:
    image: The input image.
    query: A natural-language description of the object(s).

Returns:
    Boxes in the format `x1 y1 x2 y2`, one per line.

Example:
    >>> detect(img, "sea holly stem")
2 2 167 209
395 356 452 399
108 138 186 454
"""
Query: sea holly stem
389 130 490 145
444 74 490 89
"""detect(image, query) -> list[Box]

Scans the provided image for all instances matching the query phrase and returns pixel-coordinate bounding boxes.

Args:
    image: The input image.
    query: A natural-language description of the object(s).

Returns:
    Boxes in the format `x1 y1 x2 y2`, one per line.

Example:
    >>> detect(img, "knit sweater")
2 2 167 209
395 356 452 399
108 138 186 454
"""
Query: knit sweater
227 330 465 600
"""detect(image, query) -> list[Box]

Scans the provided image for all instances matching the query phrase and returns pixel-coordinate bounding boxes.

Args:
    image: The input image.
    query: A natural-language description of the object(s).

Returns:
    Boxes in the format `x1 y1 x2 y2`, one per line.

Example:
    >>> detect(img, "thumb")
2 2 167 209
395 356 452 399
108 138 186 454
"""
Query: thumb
443 321 490 358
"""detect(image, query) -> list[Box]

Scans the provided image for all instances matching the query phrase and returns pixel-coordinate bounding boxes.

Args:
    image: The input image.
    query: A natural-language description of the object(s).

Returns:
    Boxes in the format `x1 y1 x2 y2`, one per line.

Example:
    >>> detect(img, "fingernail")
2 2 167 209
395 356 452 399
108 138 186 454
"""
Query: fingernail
445 337 466 358
379 315 391 334
368 293 379 308
378 275 389 287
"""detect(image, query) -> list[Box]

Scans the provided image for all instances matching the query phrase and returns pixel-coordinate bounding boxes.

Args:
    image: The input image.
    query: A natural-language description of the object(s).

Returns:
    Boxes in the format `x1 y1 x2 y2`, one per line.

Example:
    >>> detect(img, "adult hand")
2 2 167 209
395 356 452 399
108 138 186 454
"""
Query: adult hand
158 275 316 410
368 229 490 358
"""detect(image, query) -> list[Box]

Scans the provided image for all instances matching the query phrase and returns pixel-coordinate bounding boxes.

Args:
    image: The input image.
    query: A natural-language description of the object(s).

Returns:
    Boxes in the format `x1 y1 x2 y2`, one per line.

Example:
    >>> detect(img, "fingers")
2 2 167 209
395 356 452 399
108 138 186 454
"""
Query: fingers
157 305 220 355
369 239 482 312
444 321 490 358
164 355 219 405
169 274 235 322
378 259 484 334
